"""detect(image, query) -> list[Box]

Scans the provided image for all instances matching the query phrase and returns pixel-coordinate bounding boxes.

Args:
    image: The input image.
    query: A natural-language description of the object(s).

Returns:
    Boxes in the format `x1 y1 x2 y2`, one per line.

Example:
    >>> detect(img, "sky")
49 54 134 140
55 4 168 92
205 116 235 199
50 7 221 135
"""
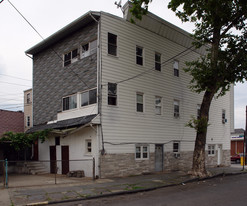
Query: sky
0 0 246 129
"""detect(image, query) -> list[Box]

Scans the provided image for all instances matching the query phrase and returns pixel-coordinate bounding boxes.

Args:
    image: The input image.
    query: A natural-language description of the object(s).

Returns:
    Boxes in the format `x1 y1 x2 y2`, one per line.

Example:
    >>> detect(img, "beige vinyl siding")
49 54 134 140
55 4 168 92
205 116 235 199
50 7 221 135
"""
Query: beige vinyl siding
99 13 231 154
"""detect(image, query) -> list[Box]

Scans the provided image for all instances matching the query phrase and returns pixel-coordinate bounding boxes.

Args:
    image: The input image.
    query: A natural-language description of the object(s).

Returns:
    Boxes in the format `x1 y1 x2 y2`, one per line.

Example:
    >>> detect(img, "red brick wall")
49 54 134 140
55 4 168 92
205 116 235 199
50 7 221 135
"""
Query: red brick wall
231 140 244 155
0 110 24 136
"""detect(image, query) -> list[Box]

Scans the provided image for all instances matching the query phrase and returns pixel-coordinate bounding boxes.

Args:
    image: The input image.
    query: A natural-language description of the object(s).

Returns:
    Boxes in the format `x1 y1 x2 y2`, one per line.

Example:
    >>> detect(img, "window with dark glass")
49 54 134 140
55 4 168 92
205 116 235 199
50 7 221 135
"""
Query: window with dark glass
108 33 117 56
55 137 60 146
108 83 117 106
27 116 30 127
27 93 31 104
155 96 162 115
64 48 78 66
62 94 77 111
174 60 179 77
81 88 97 107
136 46 143 65
174 100 179 118
173 142 180 153
155 53 161 71
136 93 144 112
135 145 149 159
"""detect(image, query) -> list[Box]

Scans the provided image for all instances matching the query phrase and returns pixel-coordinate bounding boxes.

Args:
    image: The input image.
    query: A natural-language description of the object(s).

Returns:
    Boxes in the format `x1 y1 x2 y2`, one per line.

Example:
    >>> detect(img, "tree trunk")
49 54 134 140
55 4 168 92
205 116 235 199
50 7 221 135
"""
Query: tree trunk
190 89 216 177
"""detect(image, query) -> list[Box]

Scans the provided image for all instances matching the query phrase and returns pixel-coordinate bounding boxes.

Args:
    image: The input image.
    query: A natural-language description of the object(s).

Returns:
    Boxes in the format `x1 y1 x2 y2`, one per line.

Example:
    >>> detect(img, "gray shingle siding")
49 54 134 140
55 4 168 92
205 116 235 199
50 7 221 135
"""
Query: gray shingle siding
33 22 98 125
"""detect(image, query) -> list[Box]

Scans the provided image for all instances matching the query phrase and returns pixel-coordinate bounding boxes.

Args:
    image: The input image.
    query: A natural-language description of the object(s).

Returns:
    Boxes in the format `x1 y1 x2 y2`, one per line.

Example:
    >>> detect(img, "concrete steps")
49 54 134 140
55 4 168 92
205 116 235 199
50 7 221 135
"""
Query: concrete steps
25 161 49 175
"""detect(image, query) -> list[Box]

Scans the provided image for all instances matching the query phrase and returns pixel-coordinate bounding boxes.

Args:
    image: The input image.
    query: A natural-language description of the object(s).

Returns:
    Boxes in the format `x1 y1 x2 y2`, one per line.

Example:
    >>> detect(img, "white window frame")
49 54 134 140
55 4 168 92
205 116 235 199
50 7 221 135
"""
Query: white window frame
173 60 179 77
173 141 180 153
222 109 226 124
62 94 77 111
80 88 97 107
208 144 215 156
63 48 78 66
155 96 162 115
81 39 97 58
136 46 143 66
108 83 117 106
155 52 161 71
108 33 117 56
174 100 180 118
135 145 149 160
136 92 144 112
85 139 92 154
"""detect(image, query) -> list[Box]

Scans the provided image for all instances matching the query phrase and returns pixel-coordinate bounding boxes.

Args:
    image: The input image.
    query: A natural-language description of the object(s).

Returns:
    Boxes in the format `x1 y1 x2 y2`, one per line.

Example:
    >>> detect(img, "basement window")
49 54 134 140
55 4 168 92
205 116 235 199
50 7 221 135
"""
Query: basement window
135 145 149 160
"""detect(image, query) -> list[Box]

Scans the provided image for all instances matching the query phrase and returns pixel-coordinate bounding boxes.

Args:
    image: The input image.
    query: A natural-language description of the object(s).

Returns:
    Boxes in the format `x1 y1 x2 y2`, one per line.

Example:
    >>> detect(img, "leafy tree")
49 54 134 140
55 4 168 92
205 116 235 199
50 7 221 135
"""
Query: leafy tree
130 0 247 177
0 130 50 152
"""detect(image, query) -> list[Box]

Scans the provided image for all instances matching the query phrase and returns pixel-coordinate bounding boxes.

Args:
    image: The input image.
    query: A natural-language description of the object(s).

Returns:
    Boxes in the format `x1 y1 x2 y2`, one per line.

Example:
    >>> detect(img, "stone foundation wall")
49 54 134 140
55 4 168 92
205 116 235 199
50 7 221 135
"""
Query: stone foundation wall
99 153 155 178
99 150 231 178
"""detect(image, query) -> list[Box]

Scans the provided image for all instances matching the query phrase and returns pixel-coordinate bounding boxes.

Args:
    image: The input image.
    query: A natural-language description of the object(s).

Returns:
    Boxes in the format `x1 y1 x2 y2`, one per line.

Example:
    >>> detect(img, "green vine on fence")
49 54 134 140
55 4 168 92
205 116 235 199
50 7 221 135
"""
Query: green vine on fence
0 129 51 151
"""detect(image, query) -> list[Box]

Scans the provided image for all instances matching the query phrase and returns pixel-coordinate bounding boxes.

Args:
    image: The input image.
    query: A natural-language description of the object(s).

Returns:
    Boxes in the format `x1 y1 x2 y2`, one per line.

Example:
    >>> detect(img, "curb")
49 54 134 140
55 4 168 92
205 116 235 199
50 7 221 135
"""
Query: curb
27 171 247 205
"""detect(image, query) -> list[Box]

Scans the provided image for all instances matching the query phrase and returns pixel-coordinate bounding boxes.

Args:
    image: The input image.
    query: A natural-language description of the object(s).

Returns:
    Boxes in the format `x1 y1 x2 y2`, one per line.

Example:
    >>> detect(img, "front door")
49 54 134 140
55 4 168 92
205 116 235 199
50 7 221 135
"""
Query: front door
49 146 57 174
155 144 163 172
61 146 69 174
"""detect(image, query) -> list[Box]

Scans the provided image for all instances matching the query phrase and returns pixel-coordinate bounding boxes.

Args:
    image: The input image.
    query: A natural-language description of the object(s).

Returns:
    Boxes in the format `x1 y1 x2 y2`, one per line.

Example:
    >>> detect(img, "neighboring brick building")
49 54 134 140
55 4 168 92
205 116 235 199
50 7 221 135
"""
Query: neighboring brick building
231 128 245 156
0 110 24 136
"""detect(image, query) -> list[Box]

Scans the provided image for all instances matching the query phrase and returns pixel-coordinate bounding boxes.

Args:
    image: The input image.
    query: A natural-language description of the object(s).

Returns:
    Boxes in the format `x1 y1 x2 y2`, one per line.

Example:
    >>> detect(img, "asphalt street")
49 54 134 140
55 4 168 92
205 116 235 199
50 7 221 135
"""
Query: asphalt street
55 173 247 206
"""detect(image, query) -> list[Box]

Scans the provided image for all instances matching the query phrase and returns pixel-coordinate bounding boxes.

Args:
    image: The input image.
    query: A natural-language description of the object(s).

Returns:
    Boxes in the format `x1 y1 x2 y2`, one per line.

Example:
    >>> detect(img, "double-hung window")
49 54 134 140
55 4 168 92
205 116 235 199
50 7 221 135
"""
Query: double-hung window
64 48 78 66
155 53 161 71
173 141 180 153
81 88 97 107
222 109 226 124
208 145 215 156
173 60 179 77
136 46 143 65
108 33 117 56
135 145 149 159
63 94 77 111
86 139 92 154
174 100 179 118
108 83 117 106
155 96 162 115
136 93 144 112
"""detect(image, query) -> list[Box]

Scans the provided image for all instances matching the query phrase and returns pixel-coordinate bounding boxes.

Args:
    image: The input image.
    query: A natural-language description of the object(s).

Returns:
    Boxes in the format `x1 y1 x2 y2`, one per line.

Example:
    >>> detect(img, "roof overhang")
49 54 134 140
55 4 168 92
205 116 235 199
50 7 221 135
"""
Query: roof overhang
27 114 99 134
25 11 101 55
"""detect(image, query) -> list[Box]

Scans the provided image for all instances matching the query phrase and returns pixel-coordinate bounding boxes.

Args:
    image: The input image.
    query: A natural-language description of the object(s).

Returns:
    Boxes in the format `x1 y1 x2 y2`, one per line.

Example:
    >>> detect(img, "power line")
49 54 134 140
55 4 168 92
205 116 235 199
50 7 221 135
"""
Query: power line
6 0 90 90
103 45 195 86
0 73 31 81
0 81 31 87
7 0 44 40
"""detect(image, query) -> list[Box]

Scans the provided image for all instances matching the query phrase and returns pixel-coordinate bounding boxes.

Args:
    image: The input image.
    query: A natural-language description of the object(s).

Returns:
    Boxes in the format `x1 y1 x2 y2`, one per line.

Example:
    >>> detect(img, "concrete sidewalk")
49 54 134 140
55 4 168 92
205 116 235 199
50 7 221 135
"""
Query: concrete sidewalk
3 164 246 206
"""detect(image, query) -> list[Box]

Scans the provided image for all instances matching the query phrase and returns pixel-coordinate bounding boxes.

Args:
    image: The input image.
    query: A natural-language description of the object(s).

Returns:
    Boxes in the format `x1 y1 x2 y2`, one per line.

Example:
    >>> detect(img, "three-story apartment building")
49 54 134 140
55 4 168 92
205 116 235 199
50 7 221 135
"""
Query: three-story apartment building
26 2 233 178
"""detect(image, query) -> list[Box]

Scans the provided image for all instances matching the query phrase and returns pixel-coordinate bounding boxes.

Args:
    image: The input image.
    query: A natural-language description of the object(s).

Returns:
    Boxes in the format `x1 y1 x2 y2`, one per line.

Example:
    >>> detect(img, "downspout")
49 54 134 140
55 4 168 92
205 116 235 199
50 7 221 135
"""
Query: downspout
90 12 104 178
